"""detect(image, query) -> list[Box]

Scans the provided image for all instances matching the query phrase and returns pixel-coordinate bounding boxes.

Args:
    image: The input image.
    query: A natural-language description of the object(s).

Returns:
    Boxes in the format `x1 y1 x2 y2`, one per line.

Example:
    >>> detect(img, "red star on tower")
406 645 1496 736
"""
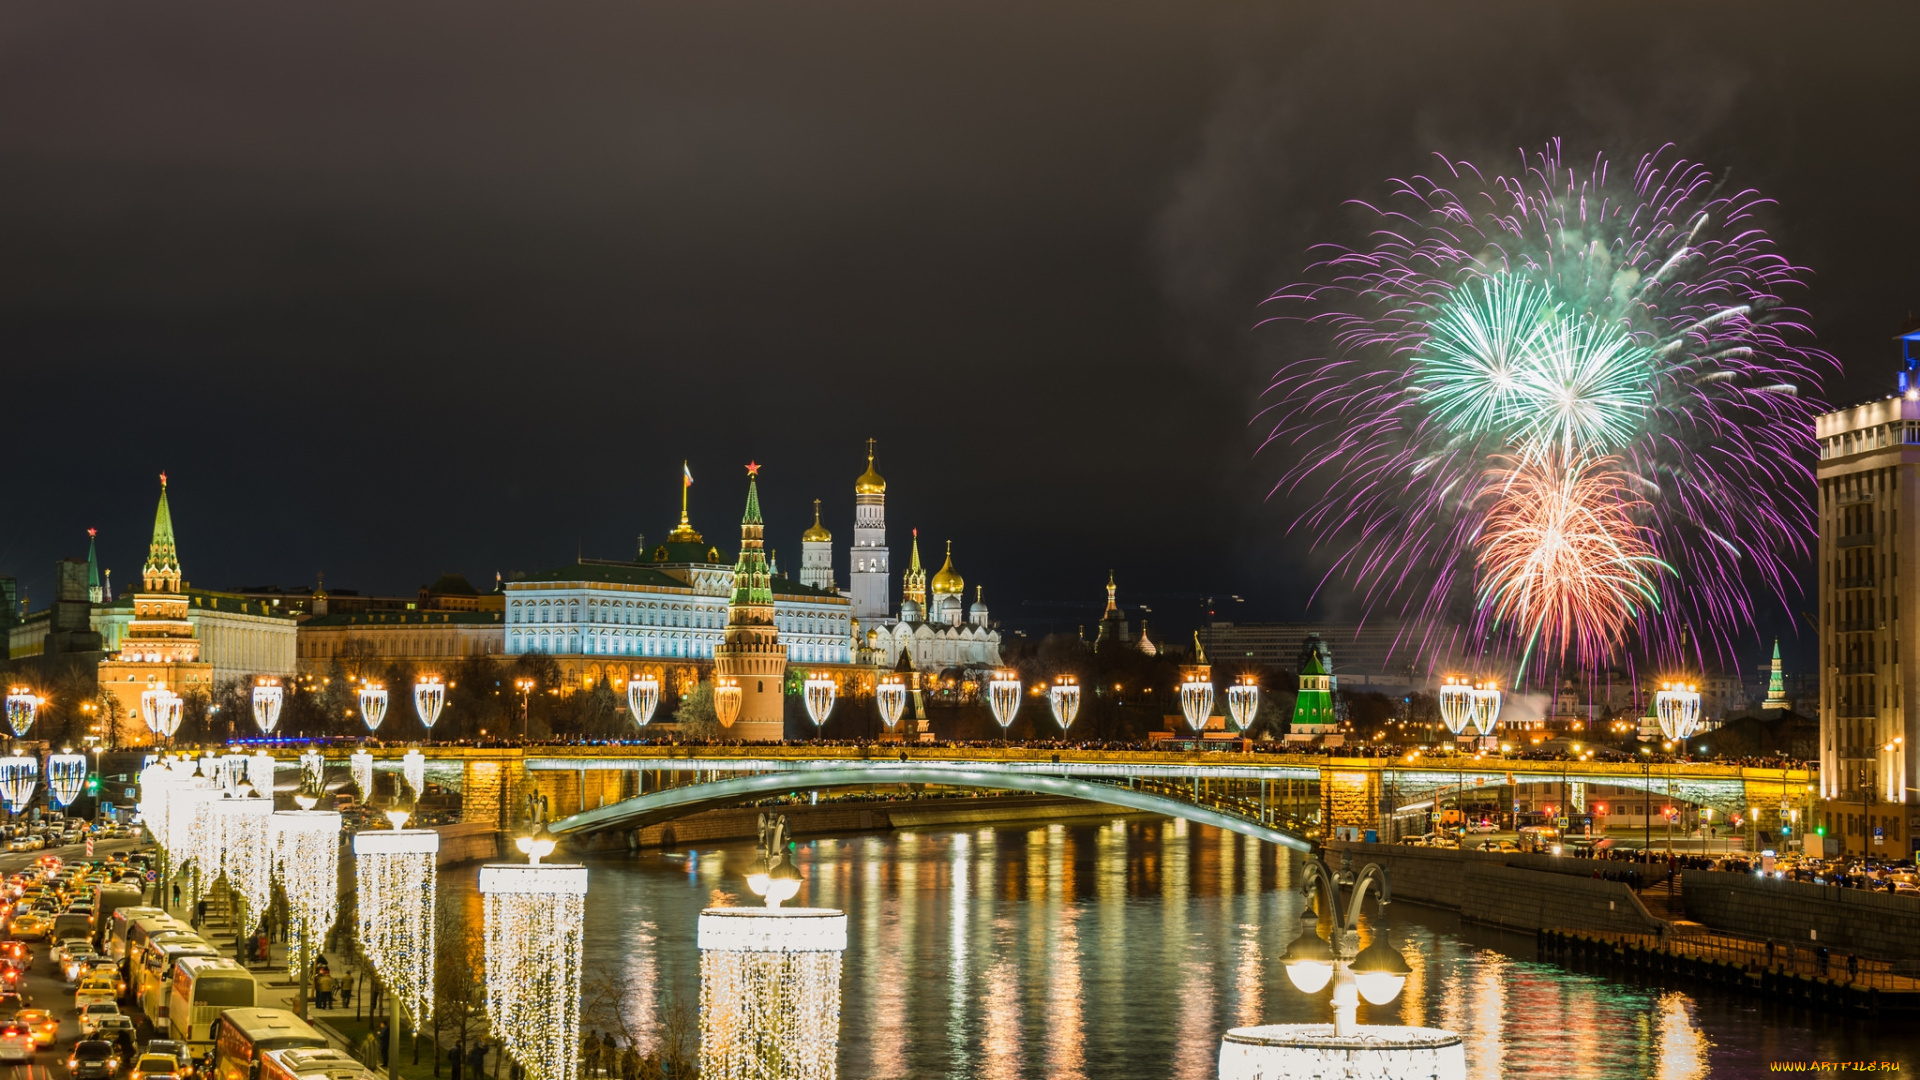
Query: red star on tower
746 461 760 477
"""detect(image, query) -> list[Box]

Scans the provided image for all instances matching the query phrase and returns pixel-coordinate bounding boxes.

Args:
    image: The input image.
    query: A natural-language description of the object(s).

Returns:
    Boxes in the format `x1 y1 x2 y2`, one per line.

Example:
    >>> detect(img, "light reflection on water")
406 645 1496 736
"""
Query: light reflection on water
558 817 1918 1078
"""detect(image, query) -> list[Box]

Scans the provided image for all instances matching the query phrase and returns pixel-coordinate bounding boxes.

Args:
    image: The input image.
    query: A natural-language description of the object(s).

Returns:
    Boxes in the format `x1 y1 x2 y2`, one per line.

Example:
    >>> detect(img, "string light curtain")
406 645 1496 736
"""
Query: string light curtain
354 830 439 1030
215 796 274 938
183 785 227 907
698 908 848 1080
271 809 342 984
248 753 276 800
480 864 588 1080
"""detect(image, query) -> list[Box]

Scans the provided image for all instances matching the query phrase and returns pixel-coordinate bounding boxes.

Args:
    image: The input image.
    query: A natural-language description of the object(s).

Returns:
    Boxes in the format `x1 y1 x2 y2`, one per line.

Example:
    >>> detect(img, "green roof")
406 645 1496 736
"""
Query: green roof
647 541 725 565
303 610 503 627
96 589 295 620
515 562 692 589
425 574 479 596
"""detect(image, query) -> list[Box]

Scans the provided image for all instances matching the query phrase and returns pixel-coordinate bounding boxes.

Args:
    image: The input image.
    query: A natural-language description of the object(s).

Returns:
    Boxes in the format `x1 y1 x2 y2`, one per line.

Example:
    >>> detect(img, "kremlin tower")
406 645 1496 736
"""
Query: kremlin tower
713 464 787 741
800 499 834 592
848 440 890 621
96 474 212 737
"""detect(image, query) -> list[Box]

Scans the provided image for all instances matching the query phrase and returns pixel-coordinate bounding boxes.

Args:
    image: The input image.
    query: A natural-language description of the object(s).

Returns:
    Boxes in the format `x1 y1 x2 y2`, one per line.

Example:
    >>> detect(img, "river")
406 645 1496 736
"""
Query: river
525 815 1918 1077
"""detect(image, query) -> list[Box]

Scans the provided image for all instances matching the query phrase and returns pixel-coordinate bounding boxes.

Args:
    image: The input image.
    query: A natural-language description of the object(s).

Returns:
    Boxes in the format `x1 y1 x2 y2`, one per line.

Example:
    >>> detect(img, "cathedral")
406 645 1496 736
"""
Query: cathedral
813 442 1002 674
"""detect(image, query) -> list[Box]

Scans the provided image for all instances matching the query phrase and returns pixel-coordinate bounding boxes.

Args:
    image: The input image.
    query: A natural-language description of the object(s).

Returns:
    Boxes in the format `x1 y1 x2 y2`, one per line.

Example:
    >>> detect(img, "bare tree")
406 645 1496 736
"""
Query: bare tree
432 893 489 1077
674 682 719 740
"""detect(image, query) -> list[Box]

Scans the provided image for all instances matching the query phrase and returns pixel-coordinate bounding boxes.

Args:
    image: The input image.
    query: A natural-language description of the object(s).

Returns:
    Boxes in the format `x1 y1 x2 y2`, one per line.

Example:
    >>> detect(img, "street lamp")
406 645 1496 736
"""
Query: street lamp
1282 852 1410 1035
358 682 389 734
1180 663 1214 737
1227 675 1259 738
1654 682 1701 743
251 679 284 735
627 674 660 728
140 685 183 745
413 676 445 732
803 674 836 736
5 688 42 738
713 677 743 729
515 678 535 740
987 670 1022 738
1049 676 1080 732
876 675 907 733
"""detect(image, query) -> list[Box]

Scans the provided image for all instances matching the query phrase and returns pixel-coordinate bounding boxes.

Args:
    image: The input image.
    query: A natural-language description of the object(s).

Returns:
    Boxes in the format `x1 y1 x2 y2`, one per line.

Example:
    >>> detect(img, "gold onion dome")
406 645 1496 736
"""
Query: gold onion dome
802 499 832 542
931 541 964 595
855 440 886 495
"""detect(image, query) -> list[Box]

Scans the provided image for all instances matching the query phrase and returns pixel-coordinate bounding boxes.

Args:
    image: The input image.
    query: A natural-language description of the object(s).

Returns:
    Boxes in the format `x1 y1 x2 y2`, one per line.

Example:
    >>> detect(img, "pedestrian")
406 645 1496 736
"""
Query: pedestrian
467 1041 488 1077
450 1047 463 1080
172 881 182 907
1818 946 1831 975
315 970 335 1010
376 1020 391 1066
195 898 208 928
1848 953 1859 982
340 977 354 1010
582 1030 600 1078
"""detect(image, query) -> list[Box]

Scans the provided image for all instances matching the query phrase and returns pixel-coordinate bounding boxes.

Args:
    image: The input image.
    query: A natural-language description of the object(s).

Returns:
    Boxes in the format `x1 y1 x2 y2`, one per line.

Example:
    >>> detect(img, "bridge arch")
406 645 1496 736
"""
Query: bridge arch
548 763 1314 851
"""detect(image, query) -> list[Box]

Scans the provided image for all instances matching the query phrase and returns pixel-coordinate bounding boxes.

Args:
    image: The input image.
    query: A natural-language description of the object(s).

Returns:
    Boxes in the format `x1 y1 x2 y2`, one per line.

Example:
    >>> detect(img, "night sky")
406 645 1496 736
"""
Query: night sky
2 1 1915 674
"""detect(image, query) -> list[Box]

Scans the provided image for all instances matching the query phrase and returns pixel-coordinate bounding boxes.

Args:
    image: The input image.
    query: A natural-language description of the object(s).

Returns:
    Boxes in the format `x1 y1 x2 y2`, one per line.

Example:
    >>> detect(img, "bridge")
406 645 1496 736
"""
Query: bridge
253 744 1814 849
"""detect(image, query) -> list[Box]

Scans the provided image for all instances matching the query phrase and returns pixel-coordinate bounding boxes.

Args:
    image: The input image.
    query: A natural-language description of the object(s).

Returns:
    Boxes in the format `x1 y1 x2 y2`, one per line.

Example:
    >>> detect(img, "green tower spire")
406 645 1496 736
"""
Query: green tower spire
143 472 182 591
85 528 102 603
1763 637 1789 710
729 463 773 608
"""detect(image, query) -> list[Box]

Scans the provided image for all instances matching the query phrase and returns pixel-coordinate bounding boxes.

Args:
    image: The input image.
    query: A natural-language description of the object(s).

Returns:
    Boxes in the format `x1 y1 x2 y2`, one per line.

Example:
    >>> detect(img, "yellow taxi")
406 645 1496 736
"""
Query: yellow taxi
8 915 48 941
12 1009 57 1048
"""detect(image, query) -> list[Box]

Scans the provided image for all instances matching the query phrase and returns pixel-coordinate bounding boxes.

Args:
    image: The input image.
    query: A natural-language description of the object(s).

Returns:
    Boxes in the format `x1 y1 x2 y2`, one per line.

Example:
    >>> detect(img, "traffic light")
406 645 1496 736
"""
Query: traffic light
1815 825 1826 837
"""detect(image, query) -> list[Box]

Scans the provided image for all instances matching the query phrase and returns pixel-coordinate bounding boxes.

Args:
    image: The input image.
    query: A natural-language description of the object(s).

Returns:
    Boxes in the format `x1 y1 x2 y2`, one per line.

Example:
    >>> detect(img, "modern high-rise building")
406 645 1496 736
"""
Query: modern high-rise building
1815 341 1920 856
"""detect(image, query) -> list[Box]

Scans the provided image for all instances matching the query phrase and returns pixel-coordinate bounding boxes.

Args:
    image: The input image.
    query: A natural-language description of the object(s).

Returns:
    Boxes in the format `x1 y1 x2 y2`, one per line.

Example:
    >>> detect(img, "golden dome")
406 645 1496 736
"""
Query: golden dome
802 498 832 542
931 541 964 596
855 438 886 495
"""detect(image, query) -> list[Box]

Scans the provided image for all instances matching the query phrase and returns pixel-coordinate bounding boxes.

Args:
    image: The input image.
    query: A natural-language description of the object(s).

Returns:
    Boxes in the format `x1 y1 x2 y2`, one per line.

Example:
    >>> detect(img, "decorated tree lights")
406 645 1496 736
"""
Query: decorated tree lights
272 765 341 1018
480 818 587 1080
1049 675 1081 731
5 688 42 738
252 678 284 735
355 797 438 1063
699 814 846 1080
627 674 660 728
1655 681 1703 744
413 676 445 732
47 753 88 810
1219 852 1460 1080
802 674 836 738
987 670 1022 739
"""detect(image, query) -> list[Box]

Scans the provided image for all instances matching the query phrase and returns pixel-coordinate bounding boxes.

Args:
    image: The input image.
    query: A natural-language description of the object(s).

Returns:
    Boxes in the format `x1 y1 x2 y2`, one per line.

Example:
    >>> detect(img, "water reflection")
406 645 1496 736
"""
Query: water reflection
558 817 1914 1078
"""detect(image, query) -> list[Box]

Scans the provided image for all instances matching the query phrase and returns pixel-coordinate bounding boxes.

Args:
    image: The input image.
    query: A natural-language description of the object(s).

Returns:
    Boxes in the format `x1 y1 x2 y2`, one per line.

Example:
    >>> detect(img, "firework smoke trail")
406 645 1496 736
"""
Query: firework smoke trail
1475 456 1669 675
1257 140 1831 674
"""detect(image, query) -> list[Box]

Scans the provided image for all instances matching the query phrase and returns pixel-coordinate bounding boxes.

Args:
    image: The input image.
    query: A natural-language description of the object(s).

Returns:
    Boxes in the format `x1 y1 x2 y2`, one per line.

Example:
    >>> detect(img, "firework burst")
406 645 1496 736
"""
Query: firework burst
1259 140 1830 674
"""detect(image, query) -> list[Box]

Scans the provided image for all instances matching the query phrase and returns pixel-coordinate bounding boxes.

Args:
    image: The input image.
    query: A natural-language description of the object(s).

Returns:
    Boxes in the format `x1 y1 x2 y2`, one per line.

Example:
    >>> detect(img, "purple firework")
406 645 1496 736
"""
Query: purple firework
1257 139 1832 674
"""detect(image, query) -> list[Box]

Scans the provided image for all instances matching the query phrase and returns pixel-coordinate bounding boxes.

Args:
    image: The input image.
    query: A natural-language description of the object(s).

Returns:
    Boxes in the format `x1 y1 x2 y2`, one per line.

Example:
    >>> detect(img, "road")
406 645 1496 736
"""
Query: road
0 835 158 1080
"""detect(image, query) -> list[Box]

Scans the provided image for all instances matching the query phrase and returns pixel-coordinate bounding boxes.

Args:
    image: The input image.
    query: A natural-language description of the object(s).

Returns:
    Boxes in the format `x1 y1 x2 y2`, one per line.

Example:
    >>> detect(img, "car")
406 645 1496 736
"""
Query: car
135 1053 187 1080
4 838 32 854
92 1015 136 1045
1468 821 1498 834
63 950 105 984
0 992 33 1015
75 972 117 1005
0 942 28 965
0 1022 32 1063
68 1039 120 1080
52 937 91 970
77 1002 121 1039
14 1009 57 1048
84 961 124 996
8 914 48 941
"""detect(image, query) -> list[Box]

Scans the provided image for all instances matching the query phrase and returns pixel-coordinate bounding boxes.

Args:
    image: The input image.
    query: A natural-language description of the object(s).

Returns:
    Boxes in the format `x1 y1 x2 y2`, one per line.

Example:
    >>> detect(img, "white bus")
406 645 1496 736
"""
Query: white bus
113 913 186 963
139 937 217 1028
212 1009 327 1080
168 956 257 1050
260 1047 376 1080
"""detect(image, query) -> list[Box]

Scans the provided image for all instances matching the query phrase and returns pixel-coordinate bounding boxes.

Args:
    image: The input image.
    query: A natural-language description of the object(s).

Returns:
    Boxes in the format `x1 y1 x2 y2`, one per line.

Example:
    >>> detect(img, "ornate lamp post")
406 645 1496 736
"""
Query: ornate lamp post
272 768 341 1019
480 824 587 1080
355 800 438 1066
515 678 535 741
47 753 87 810
803 674 836 737
1655 682 1702 743
713 677 743 729
699 814 845 1080
1180 661 1215 737
359 682 389 734
1227 675 1259 736
627 674 660 728
876 675 907 734
1049 675 1080 732
987 670 1022 738
1282 853 1411 1033
252 679 284 736
0 756 38 815
5 689 42 738
413 676 445 732
141 684 184 745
